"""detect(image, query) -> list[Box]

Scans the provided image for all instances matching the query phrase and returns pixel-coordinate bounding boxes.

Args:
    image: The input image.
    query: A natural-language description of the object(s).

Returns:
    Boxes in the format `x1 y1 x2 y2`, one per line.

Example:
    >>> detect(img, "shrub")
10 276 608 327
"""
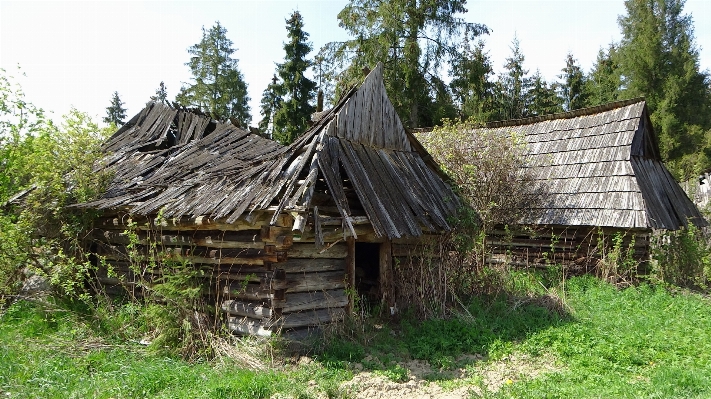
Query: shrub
0 69 112 306
411 120 547 308
651 223 711 289
418 119 545 231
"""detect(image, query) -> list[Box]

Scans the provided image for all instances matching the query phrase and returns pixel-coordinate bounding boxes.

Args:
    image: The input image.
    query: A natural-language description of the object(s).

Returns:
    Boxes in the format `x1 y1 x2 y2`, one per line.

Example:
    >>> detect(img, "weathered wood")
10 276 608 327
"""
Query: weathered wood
275 308 345 329
314 206 324 250
276 258 346 273
292 213 308 233
222 300 272 319
346 236 356 312
96 212 292 232
319 215 370 226
224 282 273 301
288 242 348 259
379 240 393 309
263 271 345 293
275 235 293 248
317 136 358 238
227 317 273 337
271 289 348 313
93 230 267 250
299 224 379 243
261 226 293 242
97 250 281 266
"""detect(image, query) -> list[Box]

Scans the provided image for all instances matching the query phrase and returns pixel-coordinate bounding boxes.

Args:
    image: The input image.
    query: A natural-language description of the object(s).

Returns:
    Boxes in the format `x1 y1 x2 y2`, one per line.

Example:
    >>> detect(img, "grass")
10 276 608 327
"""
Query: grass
495 276 711 398
2 274 711 398
0 300 351 399
322 274 711 398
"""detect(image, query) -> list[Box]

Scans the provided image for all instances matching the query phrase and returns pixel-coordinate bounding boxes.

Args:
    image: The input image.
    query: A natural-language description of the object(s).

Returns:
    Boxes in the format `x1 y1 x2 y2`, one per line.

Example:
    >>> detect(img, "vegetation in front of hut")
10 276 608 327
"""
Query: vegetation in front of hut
3 273 711 398
0 70 113 308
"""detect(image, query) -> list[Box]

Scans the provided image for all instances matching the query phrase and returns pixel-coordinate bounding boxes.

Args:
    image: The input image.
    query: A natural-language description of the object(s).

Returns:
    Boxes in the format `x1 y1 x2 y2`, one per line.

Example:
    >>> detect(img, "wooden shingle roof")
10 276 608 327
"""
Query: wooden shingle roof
84 64 459 239
471 100 705 230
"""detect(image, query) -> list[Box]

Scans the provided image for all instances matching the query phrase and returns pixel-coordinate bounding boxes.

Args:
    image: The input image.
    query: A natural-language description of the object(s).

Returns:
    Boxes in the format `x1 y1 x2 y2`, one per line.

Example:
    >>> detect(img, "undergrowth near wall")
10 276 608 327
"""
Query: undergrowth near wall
110 214 220 361
0 70 113 307
0 70 218 363
651 223 711 290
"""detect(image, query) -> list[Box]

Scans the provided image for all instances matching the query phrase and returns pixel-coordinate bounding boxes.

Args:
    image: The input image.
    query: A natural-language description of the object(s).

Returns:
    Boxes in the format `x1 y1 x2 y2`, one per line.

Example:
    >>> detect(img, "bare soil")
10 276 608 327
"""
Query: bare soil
336 352 561 399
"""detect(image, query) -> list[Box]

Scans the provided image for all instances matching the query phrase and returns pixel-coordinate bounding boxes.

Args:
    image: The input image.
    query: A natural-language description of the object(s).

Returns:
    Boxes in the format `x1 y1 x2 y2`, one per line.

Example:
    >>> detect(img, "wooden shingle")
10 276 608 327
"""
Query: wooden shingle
465 99 706 230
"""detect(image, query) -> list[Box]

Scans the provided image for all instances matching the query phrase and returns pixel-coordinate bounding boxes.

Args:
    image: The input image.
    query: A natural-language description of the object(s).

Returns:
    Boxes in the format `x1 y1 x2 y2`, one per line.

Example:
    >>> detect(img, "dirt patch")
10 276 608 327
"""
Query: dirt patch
340 372 473 399
338 352 561 399
469 352 560 393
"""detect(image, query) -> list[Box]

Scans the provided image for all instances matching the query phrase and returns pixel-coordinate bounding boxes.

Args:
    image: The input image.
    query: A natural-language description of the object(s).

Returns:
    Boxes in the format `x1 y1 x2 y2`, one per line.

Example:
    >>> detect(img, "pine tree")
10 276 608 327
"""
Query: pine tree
449 39 496 122
558 53 587 111
258 75 283 138
271 11 317 145
584 44 622 107
319 0 488 128
528 71 562 116
176 22 251 126
495 37 531 120
103 91 127 126
151 81 168 104
617 0 711 174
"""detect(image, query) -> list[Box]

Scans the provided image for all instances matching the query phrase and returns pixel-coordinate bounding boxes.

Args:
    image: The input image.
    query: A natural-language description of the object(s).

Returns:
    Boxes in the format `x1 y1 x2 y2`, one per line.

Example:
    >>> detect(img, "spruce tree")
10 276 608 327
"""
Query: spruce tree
558 53 587 111
151 81 168 104
176 22 251 126
528 71 562 116
271 11 317 145
103 91 127 126
449 39 497 122
258 74 283 138
319 0 488 128
495 37 531 120
617 0 711 174
584 44 622 107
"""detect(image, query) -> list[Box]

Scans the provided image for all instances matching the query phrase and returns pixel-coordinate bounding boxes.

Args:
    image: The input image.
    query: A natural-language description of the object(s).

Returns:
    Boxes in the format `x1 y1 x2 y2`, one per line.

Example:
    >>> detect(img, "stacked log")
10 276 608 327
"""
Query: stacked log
486 225 650 269
92 210 350 337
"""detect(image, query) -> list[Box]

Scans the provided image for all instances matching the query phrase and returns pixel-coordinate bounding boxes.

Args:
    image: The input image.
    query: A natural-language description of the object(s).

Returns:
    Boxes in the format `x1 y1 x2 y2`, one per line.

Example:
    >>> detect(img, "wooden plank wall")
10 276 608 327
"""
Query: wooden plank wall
486 225 651 269
91 210 351 337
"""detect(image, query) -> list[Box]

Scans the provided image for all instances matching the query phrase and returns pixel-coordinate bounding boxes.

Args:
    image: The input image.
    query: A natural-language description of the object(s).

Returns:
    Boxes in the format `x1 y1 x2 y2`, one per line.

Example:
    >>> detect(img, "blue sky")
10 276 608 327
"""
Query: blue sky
1 0 709 126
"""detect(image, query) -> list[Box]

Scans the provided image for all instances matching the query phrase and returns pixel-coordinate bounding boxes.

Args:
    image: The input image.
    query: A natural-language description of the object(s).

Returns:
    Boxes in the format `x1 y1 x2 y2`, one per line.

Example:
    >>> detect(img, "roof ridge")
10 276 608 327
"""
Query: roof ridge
484 97 646 128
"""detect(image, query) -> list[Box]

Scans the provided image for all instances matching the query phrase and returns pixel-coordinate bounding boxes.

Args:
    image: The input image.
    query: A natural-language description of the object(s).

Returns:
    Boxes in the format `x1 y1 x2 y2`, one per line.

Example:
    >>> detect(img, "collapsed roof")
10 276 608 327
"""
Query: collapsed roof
85 64 460 239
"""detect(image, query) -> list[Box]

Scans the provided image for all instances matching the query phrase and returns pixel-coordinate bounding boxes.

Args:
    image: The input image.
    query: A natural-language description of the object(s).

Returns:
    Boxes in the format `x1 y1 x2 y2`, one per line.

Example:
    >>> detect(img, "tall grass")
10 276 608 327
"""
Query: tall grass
0 300 351 399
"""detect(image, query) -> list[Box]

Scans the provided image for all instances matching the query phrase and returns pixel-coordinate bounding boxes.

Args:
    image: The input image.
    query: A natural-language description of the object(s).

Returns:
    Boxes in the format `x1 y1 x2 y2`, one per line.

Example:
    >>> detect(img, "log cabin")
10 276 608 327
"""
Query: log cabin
450 99 707 268
83 63 460 336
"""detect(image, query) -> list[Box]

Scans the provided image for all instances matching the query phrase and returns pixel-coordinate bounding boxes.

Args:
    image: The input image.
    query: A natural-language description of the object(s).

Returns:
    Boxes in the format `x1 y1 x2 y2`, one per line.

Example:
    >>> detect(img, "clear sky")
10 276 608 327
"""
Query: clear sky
1 0 710 126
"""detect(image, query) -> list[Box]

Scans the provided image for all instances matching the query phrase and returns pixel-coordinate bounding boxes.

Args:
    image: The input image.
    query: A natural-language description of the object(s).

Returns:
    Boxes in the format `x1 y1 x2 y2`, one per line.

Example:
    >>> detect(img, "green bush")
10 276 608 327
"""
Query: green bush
651 223 711 289
0 69 112 305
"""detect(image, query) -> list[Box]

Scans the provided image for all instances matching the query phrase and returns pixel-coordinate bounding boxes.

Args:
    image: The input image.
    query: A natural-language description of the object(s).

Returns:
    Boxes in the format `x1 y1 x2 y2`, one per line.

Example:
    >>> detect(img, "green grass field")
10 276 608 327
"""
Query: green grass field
2 275 710 398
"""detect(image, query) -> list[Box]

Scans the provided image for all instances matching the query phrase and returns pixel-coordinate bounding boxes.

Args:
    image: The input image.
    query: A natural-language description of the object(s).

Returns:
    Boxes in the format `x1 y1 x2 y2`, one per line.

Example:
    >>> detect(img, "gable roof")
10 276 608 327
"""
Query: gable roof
470 99 705 229
85 64 459 239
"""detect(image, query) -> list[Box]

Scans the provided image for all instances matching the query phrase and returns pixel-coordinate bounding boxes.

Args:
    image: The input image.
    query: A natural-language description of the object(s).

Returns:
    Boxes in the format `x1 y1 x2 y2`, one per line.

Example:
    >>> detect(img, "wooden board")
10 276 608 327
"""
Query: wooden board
222 300 272 319
272 289 348 313
288 242 348 259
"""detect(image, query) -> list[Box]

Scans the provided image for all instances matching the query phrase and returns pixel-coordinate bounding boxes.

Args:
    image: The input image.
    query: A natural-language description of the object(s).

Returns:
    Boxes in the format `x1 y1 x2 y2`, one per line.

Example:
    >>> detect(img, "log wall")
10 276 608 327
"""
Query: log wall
91 210 354 337
486 225 651 270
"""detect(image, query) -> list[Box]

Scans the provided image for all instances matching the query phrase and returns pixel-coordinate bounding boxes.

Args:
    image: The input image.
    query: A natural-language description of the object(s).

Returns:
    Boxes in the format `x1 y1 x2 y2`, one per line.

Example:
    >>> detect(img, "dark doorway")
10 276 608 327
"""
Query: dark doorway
355 242 380 305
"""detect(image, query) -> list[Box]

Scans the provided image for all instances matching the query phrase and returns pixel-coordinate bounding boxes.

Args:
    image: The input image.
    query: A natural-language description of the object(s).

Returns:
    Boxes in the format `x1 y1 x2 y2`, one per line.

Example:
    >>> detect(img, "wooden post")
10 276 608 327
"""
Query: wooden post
346 236 356 313
379 240 394 313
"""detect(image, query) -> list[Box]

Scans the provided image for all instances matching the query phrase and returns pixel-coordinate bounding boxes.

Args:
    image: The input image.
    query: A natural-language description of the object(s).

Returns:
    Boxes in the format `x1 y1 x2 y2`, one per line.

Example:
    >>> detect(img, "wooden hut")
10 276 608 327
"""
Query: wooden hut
84 63 460 336
464 99 707 267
